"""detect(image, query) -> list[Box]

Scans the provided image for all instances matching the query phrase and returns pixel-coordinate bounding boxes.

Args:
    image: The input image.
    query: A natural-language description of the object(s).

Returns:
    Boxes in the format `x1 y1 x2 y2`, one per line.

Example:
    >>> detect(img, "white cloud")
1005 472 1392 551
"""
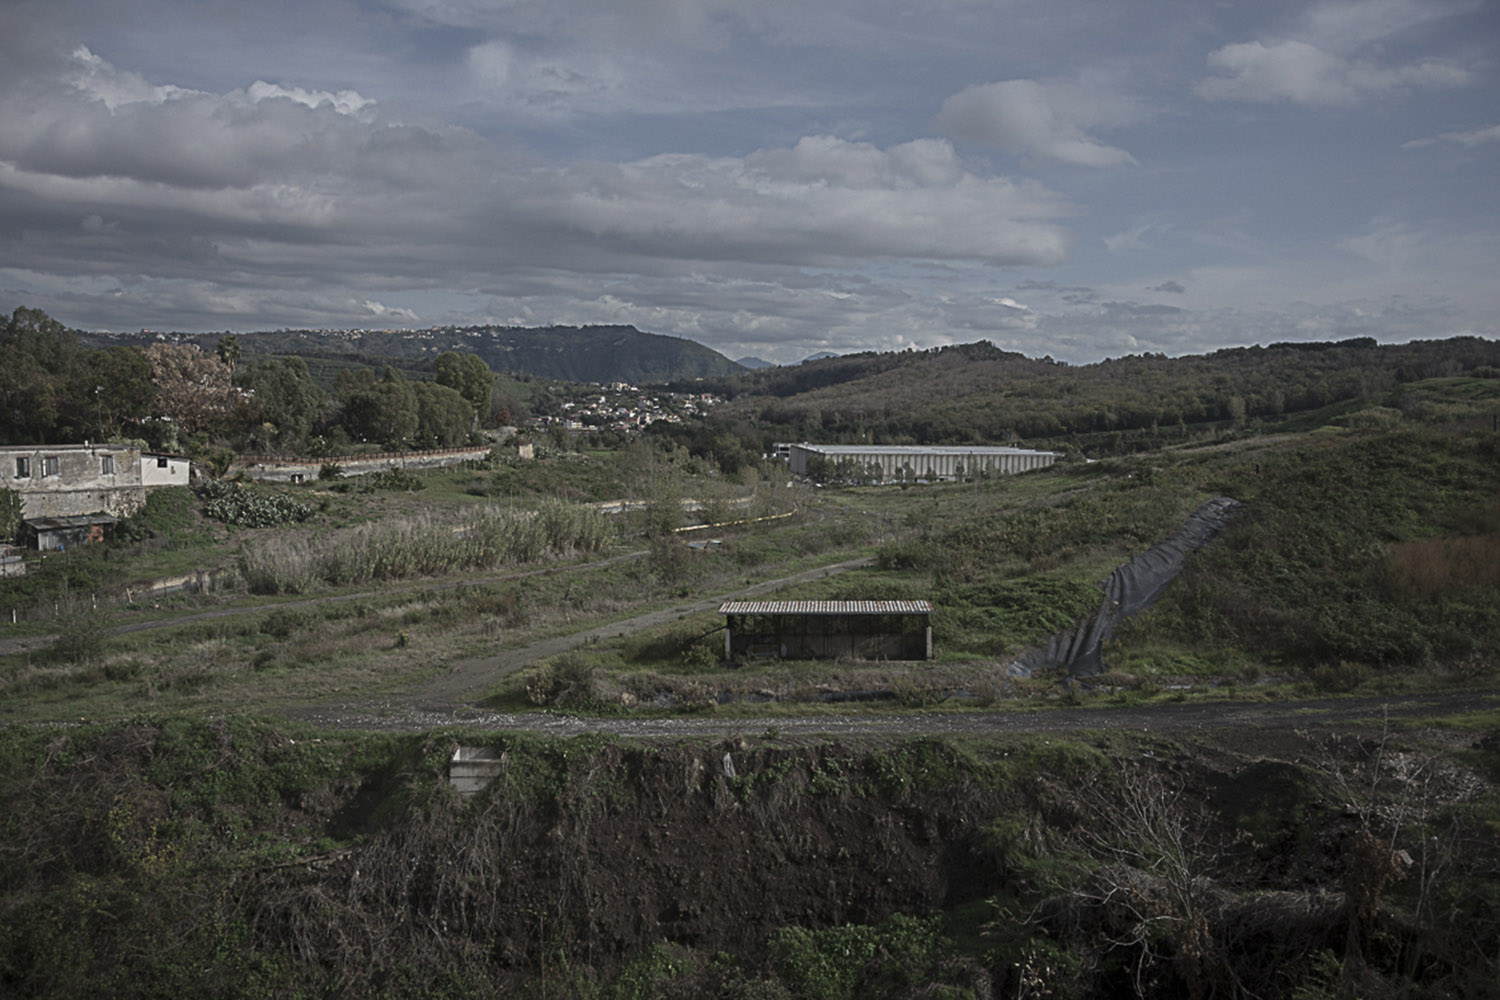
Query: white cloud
1197 0 1474 110
246 81 375 117
65 44 192 109
1299 0 1474 54
1403 123 1500 149
1339 218 1430 273
1197 39 1468 107
363 299 420 321
934 79 1138 167
5 0 1496 362
466 38 626 113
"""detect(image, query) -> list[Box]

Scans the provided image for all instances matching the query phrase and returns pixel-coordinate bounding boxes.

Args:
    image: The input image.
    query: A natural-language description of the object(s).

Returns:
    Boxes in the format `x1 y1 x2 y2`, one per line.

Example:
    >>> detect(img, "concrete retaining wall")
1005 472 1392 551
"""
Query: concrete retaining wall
229 445 493 483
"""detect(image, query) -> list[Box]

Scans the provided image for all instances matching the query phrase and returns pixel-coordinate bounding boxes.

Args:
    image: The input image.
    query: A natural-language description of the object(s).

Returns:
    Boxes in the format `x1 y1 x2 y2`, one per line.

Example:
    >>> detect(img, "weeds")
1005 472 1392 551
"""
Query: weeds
238 502 612 594
526 652 600 708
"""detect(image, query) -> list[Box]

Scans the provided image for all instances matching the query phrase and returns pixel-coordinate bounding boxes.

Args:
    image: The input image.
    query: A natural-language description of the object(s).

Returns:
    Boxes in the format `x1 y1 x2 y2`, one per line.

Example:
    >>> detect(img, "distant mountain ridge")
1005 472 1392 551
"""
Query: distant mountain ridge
88 324 745 385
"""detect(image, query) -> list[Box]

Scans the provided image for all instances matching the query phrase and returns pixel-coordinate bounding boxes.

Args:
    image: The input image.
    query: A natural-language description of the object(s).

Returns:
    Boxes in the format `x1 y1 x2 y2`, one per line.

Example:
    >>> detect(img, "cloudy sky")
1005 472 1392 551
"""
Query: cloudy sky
2 0 1496 364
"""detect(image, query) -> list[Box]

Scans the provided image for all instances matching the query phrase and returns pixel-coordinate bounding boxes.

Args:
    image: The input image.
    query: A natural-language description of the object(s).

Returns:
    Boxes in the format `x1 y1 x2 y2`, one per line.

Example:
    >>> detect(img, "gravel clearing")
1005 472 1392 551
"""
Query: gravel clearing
281 687 1500 737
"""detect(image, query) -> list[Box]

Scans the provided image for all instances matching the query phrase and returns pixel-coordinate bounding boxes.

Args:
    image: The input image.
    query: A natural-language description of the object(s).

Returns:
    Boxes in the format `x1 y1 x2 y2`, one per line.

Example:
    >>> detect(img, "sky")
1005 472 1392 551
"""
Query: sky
1 0 1497 365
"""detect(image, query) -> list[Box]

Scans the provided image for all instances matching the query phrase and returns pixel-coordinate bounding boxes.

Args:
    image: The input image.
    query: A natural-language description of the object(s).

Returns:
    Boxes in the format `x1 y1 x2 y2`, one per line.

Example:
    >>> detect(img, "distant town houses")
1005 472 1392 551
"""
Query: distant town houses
537 384 722 433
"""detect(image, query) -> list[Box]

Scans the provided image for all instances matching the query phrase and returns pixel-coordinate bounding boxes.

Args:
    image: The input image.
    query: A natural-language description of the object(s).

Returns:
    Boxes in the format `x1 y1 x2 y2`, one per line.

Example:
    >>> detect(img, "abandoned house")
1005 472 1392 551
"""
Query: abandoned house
0 444 192 540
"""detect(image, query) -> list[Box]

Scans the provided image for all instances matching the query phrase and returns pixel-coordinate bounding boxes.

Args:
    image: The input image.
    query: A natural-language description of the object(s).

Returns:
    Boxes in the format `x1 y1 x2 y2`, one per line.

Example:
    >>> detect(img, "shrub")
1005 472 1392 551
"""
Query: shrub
525 652 598 708
261 606 316 638
197 481 313 528
647 537 701 587
364 468 425 492
1309 660 1370 693
50 600 110 665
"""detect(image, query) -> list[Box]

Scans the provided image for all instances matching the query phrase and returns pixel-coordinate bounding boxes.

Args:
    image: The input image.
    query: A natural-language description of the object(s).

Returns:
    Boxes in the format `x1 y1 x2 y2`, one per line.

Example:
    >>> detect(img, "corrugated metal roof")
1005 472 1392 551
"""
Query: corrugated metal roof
24 515 119 530
719 600 934 615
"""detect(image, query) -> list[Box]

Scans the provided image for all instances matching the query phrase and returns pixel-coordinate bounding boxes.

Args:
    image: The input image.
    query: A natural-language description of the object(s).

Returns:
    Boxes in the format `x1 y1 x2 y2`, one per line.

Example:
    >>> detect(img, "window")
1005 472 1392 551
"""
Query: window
14 457 29 478
101 455 115 475
43 457 59 477
157 456 168 468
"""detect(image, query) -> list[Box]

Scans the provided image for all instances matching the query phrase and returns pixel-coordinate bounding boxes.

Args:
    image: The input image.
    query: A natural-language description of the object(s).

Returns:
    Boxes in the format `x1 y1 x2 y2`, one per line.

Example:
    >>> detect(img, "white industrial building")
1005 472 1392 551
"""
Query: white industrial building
788 443 1062 484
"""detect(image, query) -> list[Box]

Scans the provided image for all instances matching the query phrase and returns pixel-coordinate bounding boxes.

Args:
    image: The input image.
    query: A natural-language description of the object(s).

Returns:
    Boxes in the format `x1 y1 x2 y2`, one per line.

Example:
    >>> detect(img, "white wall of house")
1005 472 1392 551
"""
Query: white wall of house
141 453 192 487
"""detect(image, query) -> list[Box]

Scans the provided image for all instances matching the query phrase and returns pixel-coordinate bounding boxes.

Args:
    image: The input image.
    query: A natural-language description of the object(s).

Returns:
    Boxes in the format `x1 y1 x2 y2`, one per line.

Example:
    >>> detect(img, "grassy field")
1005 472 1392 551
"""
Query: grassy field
3 379 1500 1000
3 380 1499 725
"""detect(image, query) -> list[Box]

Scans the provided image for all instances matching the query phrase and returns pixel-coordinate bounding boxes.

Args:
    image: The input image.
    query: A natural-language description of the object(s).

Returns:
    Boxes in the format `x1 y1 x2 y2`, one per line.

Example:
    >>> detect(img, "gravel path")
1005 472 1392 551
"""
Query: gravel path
283 686 1500 738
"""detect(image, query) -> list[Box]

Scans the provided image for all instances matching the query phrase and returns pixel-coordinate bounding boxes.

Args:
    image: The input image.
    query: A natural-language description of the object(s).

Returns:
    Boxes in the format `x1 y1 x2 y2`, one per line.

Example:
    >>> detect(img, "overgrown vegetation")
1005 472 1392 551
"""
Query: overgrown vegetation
2 721 1497 998
327 467 428 493
197 480 314 528
235 500 611 594
6 324 1500 996
1117 426 1500 676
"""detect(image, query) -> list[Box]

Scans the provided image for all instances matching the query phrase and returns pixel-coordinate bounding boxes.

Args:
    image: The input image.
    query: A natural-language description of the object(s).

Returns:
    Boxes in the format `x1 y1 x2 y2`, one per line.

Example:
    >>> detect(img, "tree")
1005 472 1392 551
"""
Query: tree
0 487 22 543
71 346 154 441
145 342 238 436
216 334 242 369
0 307 76 442
434 351 494 427
412 380 472 447
339 366 418 448
241 356 328 453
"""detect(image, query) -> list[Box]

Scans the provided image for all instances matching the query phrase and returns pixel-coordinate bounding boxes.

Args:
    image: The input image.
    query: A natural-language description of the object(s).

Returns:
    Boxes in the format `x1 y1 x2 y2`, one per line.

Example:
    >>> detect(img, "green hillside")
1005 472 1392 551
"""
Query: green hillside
686 336 1500 450
89 324 745 385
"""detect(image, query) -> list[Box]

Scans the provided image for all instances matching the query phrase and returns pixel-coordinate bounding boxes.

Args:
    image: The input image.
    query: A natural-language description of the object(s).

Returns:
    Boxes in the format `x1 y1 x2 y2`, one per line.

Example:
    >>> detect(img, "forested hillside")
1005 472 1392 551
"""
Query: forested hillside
0 307 499 460
85 323 745 384
687 337 1500 449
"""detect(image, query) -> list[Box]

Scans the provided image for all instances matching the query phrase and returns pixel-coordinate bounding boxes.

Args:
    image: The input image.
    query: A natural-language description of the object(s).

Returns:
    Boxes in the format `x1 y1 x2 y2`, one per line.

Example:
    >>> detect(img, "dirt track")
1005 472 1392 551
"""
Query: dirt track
0 549 658 658
410 554 876 705
10 550 1496 741
289 679 1500 741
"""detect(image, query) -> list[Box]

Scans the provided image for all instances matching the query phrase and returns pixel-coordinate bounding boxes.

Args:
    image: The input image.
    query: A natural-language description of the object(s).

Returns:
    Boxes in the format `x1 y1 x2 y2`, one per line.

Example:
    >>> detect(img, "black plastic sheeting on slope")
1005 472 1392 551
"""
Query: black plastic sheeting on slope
1009 495 1246 679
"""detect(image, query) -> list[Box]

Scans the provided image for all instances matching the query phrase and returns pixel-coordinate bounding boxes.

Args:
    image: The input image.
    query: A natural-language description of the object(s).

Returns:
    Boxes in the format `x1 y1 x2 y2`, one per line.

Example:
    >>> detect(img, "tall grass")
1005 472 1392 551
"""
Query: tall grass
238 502 612 594
1386 533 1500 600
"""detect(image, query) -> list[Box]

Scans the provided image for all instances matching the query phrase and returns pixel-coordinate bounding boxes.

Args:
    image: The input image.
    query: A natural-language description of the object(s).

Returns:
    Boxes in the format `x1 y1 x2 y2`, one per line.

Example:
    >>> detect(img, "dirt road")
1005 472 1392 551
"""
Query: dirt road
411 554 876 704
286 684 1500 738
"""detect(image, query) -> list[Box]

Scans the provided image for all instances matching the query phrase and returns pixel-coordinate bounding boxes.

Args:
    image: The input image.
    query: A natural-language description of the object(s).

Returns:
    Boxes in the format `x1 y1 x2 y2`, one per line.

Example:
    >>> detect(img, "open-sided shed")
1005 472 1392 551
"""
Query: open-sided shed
718 600 934 661
23 514 119 551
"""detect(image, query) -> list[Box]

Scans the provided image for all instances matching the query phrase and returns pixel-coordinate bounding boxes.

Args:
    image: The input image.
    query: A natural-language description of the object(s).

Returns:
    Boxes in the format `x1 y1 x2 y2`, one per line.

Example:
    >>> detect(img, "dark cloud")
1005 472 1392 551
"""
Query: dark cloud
1 0 1496 364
